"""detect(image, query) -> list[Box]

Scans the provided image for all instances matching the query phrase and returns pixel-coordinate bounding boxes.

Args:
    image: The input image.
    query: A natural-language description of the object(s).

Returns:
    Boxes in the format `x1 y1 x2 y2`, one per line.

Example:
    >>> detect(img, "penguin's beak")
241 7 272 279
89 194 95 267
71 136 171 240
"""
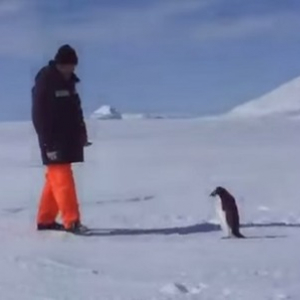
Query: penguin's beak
210 190 217 197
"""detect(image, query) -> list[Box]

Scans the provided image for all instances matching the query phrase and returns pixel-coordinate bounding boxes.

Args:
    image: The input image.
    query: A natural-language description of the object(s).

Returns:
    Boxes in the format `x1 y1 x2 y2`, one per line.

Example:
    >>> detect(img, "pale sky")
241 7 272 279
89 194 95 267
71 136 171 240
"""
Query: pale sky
0 0 300 121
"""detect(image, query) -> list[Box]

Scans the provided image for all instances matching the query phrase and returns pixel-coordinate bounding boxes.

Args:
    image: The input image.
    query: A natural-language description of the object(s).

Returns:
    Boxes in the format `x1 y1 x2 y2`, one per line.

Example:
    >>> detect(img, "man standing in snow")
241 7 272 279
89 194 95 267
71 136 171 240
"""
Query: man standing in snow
31 44 91 234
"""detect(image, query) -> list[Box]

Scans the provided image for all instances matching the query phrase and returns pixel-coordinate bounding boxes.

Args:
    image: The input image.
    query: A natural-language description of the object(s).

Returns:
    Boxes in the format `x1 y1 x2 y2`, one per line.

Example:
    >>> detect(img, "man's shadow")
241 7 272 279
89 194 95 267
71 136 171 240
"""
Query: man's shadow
82 222 299 238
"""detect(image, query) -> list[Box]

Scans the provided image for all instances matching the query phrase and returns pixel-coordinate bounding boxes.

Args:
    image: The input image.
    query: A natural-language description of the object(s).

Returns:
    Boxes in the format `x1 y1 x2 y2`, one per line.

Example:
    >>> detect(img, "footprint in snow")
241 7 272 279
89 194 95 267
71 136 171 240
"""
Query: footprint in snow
2 207 26 214
258 206 271 212
160 282 208 295
274 294 291 300
160 283 188 295
95 195 154 205
222 288 232 297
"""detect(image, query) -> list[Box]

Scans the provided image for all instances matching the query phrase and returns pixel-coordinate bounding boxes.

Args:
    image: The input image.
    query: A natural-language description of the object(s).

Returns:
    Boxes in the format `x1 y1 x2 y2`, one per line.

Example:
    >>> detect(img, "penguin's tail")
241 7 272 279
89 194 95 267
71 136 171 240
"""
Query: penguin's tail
233 231 245 238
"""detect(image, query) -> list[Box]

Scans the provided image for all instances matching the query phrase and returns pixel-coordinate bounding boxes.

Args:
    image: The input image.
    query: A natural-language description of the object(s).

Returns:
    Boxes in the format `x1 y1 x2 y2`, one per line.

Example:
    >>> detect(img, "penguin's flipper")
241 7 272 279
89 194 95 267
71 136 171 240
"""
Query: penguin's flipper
225 210 235 232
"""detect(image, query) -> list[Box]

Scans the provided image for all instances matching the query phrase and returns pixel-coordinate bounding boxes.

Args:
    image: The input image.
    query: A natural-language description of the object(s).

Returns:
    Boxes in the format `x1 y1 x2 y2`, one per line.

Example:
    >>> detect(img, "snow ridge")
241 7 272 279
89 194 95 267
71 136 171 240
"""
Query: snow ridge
228 76 300 118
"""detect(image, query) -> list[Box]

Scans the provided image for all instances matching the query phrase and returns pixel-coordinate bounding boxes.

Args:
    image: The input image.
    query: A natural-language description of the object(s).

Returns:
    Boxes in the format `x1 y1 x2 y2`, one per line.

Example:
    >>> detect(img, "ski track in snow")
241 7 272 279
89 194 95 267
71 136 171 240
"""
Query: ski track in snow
14 255 100 275
1 119 300 299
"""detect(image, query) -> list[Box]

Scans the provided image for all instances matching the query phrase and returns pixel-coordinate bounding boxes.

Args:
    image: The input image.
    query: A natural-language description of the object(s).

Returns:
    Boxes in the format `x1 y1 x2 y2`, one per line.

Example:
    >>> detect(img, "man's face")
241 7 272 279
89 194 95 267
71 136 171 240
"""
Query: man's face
57 64 76 79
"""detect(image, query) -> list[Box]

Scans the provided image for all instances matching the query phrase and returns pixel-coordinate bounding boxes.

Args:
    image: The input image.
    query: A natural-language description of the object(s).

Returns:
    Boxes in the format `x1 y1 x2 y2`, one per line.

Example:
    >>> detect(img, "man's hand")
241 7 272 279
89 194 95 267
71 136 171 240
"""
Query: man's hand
46 151 59 161
81 133 92 147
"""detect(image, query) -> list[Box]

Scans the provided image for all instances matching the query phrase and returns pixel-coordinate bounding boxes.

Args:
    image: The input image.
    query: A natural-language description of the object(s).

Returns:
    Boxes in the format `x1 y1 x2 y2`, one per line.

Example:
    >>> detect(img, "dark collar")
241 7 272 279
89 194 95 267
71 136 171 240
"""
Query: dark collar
48 60 80 83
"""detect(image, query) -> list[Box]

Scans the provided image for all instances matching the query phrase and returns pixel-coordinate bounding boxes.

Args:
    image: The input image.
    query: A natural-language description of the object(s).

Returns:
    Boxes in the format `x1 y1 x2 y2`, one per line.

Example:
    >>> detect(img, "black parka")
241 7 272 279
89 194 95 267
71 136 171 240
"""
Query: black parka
31 60 87 165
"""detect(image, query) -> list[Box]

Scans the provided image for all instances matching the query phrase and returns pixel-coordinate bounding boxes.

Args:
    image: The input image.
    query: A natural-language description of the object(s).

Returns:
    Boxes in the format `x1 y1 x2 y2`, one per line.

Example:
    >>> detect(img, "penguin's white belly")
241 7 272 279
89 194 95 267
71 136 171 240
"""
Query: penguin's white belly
215 199 231 237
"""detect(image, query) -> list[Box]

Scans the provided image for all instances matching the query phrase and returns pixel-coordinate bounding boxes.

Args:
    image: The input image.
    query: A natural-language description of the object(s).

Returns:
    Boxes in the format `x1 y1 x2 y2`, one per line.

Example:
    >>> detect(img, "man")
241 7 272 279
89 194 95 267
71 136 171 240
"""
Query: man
31 44 91 233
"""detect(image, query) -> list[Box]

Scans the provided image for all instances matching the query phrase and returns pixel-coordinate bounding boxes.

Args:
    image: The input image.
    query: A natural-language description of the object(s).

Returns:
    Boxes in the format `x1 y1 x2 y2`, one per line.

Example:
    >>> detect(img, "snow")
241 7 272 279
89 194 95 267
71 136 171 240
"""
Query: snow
91 105 122 120
1 117 300 299
121 113 146 120
227 76 300 118
91 105 199 120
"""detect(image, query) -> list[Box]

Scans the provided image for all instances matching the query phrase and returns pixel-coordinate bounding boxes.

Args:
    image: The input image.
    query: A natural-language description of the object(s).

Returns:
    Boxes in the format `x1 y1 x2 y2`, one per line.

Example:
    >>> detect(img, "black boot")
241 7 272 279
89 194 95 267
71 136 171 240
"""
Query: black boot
65 221 89 234
37 222 64 231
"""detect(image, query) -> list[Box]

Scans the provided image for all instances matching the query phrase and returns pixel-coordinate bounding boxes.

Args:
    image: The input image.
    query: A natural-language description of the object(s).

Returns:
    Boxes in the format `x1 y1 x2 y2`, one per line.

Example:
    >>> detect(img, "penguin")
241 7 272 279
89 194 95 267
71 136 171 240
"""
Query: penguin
210 186 245 238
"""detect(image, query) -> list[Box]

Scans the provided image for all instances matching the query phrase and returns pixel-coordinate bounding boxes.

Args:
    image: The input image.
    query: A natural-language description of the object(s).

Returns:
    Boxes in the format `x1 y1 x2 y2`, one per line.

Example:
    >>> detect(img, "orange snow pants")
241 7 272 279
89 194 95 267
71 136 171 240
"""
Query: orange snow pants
37 164 80 229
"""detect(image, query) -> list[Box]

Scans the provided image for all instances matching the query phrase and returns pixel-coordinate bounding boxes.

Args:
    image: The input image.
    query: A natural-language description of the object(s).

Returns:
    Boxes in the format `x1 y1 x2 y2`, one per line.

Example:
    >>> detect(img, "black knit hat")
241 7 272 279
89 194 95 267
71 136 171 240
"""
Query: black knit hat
54 44 78 65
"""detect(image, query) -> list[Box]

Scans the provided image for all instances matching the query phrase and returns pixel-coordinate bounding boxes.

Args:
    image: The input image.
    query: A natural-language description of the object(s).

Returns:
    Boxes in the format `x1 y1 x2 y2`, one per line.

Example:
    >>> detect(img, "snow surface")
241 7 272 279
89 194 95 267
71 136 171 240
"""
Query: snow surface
1 117 300 299
228 76 300 118
91 105 122 120
91 105 199 120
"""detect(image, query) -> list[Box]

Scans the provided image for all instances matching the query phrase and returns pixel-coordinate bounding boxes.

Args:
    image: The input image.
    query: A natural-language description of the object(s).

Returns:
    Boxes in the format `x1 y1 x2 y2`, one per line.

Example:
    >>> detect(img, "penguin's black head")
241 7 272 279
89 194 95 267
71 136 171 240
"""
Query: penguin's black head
210 186 227 197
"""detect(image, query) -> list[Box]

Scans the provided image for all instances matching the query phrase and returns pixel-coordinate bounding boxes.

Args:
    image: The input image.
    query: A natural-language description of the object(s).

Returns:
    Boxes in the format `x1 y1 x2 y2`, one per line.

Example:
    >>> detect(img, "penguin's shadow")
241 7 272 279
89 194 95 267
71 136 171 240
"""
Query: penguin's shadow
238 222 300 239
242 222 300 229
84 222 299 237
243 235 287 239
221 235 286 240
